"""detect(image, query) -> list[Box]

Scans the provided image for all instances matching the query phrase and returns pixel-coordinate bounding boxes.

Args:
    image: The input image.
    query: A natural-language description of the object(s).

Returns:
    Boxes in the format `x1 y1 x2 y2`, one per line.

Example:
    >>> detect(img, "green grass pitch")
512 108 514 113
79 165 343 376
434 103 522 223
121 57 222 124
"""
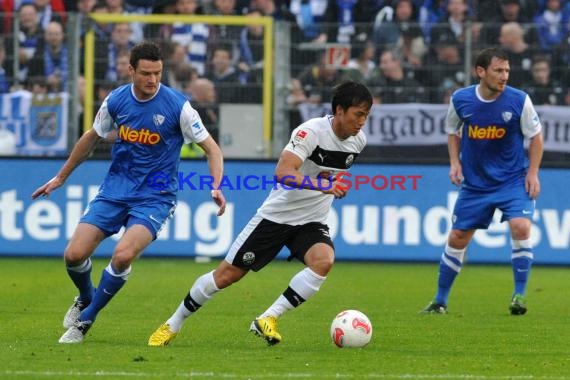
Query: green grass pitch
1 257 568 379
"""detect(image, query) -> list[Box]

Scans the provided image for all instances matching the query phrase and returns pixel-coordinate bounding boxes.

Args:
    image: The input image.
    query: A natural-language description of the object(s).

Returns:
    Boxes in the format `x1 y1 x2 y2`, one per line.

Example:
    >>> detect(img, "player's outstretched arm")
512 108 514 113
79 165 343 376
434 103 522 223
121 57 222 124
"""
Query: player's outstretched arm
197 135 226 216
32 129 102 199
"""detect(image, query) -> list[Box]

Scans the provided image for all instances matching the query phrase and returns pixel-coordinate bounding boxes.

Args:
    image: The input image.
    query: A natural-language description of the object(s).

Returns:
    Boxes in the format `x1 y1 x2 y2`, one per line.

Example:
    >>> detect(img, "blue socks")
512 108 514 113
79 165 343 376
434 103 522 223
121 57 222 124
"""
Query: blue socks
79 263 130 323
511 239 533 296
434 245 465 305
66 259 95 304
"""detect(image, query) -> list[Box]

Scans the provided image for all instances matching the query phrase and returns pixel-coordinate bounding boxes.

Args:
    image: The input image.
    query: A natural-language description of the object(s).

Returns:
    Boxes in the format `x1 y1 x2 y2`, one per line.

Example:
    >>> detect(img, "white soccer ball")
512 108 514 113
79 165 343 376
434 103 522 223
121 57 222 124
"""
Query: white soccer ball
330 309 373 348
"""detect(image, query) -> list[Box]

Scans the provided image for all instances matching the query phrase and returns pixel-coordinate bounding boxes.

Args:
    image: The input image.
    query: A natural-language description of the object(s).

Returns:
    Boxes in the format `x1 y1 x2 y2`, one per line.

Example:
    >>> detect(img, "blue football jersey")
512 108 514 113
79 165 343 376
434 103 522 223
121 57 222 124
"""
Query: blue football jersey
93 83 209 202
446 85 542 191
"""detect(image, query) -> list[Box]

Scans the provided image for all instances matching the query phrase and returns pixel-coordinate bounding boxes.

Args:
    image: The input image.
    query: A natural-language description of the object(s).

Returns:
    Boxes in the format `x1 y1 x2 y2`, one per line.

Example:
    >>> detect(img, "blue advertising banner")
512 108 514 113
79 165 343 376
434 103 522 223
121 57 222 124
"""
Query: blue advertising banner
0 159 568 264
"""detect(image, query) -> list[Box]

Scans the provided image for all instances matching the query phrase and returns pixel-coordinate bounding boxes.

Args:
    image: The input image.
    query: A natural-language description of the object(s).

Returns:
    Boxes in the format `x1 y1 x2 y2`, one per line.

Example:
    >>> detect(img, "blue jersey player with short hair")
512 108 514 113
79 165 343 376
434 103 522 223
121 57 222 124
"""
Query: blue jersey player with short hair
32 42 226 343
421 47 543 316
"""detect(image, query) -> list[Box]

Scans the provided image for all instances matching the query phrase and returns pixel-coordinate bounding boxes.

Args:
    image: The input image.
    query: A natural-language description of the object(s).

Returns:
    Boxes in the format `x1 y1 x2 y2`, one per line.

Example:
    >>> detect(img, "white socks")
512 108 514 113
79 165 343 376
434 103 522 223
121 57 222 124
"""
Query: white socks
166 270 219 332
259 267 326 319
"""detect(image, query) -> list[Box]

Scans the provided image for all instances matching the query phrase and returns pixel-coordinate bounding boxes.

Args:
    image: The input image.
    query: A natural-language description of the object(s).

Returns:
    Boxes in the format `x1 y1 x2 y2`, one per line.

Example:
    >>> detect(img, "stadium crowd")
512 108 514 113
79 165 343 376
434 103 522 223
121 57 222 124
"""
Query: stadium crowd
1 0 570 124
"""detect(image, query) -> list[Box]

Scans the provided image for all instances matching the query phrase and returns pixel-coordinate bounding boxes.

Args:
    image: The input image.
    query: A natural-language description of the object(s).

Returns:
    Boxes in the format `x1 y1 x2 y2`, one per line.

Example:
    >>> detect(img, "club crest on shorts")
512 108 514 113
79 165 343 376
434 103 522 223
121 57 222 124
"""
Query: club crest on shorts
242 251 255 266
345 154 354 168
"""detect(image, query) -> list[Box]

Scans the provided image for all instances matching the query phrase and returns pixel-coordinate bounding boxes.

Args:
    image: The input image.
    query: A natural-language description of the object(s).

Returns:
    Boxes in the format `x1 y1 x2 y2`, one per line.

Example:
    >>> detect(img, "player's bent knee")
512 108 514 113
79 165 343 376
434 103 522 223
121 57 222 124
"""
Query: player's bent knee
510 222 531 240
448 230 472 249
306 251 335 276
111 249 138 271
213 264 246 289
63 246 90 266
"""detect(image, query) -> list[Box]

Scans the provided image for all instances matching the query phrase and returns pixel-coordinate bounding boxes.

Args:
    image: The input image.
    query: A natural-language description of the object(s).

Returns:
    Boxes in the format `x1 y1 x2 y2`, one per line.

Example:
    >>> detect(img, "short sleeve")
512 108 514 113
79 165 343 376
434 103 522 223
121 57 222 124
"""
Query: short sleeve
444 99 462 135
92 96 115 138
284 126 317 161
180 101 210 144
520 95 542 139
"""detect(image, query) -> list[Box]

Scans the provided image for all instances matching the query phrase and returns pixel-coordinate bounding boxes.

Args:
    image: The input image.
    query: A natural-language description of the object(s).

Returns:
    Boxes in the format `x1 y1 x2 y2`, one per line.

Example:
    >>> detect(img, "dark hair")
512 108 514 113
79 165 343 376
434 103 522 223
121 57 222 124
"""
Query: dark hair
129 42 163 69
331 81 373 114
475 47 509 70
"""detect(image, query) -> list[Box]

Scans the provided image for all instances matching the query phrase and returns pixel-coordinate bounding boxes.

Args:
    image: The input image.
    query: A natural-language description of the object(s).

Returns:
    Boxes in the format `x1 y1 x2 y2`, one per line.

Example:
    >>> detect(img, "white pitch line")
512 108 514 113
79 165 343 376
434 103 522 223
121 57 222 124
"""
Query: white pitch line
2 371 569 379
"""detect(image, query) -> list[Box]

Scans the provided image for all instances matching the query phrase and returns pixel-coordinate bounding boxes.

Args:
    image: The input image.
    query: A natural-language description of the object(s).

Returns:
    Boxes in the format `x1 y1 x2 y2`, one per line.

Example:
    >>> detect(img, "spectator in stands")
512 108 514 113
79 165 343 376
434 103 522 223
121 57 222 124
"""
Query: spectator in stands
253 0 304 76
94 22 135 82
78 0 97 38
551 30 570 86
373 0 420 52
498 21 534 87
207 0 242 67
421 32 466 103
533 0 568 53
321 0 373 44
474 0 501 21
114 49 132 84
28 20 68 92
289 0 328 44
33 0 67 29
238 7 265 72
237 7 265 102
429 0 481 53
523 55 564 105
397 20 428 70
171 63 199 92
4 3 44 87
201 0 249 13
27 75 50 95
89 1 113 39
170 0 210 75
180 77 220 158
79 2 112 78
123 0 156 13
205 44 242 103
294 51 345 105
143 0 177 40
104 0 144 42
188 77 219 140
480 0 538 46
367 48 426 103
161 40 189 87
419 0 447 42
287 77 308 106
344 35 376 82
253 0 292 20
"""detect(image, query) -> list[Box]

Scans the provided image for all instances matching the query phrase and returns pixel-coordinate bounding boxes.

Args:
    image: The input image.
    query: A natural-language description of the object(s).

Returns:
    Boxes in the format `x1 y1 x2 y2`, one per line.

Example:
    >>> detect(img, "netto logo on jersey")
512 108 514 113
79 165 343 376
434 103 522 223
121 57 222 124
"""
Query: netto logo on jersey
119 125 161 144
468 125 506 140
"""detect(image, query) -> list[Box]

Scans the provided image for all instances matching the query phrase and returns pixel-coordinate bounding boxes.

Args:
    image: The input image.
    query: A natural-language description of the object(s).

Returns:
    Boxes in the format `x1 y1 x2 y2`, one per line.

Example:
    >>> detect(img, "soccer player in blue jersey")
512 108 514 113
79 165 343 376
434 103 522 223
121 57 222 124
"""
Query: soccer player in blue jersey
31 42 226 343
421 47 543 315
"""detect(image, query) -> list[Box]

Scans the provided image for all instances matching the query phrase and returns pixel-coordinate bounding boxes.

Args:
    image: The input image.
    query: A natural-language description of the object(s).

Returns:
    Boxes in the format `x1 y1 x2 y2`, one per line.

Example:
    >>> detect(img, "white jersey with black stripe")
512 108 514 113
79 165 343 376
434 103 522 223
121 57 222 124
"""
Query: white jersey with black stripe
257 115 366 225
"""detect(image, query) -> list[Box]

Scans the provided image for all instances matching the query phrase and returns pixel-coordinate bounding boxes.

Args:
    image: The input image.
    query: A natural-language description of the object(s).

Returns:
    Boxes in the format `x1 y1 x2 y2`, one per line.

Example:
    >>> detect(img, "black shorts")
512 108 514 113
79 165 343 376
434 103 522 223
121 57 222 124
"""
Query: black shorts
225 214 334 271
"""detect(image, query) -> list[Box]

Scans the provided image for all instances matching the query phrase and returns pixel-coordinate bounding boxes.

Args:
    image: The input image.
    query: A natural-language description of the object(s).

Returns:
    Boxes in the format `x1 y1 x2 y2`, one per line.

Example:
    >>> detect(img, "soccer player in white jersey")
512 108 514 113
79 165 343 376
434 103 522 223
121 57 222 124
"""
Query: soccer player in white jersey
421 47 543 315
32 42 226 343
148 81 373 346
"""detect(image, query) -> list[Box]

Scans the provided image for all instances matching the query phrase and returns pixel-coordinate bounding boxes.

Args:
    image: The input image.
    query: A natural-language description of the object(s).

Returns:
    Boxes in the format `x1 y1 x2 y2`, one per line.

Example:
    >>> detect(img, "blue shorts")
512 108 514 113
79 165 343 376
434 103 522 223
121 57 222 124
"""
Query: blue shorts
80 195 177 239
452 178 535 230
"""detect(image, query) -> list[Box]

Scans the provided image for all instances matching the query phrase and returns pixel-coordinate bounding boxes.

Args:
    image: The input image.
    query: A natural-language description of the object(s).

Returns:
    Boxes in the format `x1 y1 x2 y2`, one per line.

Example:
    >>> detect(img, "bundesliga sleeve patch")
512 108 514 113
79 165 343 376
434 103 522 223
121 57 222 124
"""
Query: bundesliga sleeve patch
293 129 308 143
